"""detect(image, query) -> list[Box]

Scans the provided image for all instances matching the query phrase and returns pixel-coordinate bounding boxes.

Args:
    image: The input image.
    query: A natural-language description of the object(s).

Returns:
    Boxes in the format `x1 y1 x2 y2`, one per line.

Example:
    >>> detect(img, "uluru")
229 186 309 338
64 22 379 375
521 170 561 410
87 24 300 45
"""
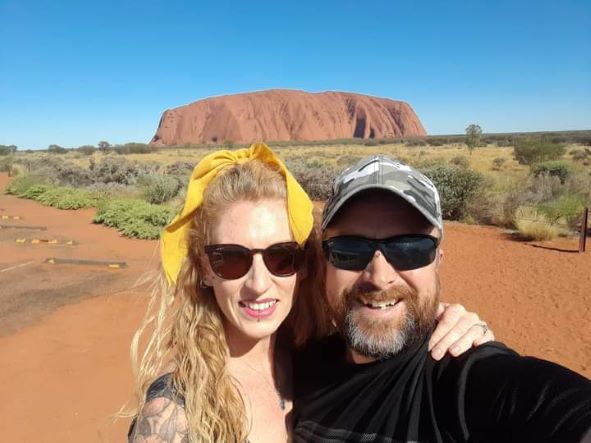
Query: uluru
150 89 427 145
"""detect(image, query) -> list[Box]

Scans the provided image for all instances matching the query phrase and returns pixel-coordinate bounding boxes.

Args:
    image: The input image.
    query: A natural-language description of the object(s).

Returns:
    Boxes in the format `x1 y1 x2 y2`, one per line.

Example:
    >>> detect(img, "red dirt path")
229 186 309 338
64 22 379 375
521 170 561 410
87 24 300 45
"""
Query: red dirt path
1 173 589 442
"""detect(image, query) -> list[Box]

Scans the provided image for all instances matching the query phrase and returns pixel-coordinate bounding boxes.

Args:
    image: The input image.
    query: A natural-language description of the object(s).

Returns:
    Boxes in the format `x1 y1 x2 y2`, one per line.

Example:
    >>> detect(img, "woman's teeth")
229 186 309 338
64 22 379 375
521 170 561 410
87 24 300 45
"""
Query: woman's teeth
241 300 277 311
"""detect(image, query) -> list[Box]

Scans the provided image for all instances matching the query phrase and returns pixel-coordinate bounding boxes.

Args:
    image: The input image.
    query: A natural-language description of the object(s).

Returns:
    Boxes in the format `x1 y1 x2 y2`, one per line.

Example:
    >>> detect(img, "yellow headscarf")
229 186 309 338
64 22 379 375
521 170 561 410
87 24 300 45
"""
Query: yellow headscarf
160 143 314 285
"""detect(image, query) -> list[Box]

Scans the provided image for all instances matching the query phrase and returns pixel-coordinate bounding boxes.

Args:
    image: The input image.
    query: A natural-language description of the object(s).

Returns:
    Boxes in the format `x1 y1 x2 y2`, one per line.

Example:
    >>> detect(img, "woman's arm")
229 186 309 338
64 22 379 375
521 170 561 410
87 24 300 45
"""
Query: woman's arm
429 303 495 361
129 396 188 443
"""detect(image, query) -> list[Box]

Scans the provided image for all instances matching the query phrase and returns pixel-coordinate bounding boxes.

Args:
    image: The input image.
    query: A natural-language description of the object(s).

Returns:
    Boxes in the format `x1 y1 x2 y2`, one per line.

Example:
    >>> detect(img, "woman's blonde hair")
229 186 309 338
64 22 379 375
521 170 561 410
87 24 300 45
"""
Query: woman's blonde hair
128 159 331 442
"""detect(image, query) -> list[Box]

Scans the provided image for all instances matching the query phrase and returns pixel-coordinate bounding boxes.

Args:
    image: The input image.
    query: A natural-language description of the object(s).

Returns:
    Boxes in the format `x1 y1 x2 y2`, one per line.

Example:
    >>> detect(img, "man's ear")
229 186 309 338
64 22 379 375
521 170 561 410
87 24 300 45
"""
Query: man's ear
438 248 444 265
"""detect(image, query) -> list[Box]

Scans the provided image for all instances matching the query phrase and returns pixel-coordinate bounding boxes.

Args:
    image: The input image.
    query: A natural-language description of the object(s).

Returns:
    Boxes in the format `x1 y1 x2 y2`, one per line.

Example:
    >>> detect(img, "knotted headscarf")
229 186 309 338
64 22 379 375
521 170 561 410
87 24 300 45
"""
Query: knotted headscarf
160 143 314 285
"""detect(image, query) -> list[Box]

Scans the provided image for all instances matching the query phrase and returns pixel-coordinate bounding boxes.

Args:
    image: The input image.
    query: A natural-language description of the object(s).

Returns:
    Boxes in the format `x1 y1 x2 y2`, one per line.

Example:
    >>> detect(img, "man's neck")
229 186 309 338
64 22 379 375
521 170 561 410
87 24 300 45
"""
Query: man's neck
347 348 378 364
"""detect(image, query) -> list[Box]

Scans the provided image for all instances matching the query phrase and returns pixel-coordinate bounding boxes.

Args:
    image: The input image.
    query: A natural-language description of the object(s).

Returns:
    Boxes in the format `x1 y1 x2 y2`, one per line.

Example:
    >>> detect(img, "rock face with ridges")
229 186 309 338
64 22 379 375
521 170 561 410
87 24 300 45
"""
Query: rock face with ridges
150 89 426 145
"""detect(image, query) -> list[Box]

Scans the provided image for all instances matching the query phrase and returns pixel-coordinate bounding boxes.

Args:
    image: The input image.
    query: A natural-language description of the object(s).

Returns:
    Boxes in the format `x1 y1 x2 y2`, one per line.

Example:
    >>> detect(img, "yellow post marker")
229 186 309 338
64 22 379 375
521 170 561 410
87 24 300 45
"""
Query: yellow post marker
16 238 26 243
31 239 40 244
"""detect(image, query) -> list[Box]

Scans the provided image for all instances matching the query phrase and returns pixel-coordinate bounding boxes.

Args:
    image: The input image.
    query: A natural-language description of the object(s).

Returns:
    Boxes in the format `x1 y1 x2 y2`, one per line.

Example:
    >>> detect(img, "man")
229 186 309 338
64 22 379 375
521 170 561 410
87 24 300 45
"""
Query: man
293 155 591 442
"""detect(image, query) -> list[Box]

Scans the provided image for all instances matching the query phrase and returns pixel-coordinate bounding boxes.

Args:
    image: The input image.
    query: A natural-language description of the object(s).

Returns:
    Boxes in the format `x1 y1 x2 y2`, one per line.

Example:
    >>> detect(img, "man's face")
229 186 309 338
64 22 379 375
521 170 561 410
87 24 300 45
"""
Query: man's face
324 193 442 362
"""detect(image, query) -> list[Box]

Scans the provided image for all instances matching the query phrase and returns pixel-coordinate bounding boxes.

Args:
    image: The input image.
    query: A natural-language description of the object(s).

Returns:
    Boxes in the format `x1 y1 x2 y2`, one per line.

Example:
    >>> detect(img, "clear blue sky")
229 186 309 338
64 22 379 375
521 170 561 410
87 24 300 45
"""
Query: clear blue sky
1 0 590 149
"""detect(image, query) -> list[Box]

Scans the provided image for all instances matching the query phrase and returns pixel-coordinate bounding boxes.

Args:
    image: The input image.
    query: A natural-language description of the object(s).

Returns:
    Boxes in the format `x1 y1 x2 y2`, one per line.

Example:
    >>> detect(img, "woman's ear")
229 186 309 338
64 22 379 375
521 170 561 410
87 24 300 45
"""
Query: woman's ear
202 260 215 287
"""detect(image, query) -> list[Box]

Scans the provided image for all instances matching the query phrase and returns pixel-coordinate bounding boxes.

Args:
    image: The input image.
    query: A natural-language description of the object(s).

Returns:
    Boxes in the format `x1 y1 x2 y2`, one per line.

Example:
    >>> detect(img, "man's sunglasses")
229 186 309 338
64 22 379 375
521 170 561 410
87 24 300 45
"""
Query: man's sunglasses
322 234 439 272
204 242 304 280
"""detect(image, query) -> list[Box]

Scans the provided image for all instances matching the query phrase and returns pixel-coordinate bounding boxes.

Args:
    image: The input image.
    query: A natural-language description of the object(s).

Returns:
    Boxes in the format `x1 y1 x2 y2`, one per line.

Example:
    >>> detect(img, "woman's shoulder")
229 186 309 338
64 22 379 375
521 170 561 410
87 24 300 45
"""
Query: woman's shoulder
128 373 188 443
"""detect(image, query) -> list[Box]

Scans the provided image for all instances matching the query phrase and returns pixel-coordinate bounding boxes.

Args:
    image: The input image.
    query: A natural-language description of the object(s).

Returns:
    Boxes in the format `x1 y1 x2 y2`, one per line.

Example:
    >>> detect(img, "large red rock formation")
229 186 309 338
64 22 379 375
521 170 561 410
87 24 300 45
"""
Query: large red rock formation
150 90 426 145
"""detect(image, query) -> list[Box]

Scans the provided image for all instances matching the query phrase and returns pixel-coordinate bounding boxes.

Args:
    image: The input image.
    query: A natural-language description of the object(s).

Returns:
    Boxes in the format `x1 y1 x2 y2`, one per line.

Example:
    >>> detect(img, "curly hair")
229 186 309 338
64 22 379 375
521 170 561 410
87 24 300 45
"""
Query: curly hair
126 159 332 442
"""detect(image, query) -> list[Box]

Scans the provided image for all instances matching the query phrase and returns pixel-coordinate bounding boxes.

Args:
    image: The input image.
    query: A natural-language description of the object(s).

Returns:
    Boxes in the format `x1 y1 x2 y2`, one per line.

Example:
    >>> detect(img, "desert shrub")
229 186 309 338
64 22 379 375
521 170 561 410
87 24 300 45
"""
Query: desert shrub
537 195 586 229
405 137 427 147
56 163 93 186
21 184 50 199
138 174 181 204
0 144 18 155
5 175 47 196
415 156 447 169
513 138 566 165
336 155 363 168
515 218 560 241
91 157 155 185
569 148 589 162
94 199 175 239
86 182 136 198
449 155 469 169
363 139 378 147
47 144 68 154
531 160 572 184
76 145 96 155
421 165 484 220
35 187 101 209
564 171 591 203
492 157 506 171
0 156 15 174
289 164 337 200
114 143 154 155
165 161 194 177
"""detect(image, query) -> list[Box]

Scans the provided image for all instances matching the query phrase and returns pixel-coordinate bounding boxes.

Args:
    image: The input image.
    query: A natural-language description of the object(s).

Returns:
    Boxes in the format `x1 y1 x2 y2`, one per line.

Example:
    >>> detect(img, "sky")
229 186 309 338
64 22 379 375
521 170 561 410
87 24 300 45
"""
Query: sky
1 0 590 150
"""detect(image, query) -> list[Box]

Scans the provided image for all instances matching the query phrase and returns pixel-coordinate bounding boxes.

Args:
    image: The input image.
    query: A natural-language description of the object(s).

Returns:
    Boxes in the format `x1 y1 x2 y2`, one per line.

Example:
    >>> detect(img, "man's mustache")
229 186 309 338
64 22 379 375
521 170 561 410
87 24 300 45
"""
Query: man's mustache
345 284 417 305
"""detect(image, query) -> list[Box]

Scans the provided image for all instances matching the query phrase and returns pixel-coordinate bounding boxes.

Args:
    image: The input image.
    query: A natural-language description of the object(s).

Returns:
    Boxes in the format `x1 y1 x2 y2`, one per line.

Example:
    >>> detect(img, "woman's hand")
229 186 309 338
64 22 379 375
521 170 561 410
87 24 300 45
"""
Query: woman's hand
429 303 494 361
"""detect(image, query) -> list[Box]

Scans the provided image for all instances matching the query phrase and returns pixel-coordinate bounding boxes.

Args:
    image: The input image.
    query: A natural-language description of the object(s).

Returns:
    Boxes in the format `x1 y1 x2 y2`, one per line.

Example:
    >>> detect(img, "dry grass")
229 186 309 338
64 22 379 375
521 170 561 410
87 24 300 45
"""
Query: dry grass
514 206 561 241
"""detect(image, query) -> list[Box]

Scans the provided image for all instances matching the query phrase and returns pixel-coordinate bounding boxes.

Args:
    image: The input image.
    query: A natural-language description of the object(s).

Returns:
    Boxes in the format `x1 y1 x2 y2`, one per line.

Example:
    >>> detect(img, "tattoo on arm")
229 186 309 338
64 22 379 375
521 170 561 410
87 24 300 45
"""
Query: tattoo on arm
130 397 188 443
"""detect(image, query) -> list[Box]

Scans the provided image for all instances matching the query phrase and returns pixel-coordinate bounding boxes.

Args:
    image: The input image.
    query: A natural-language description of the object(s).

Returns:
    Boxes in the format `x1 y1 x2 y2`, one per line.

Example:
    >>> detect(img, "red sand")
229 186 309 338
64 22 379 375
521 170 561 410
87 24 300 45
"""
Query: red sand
1 173 589 442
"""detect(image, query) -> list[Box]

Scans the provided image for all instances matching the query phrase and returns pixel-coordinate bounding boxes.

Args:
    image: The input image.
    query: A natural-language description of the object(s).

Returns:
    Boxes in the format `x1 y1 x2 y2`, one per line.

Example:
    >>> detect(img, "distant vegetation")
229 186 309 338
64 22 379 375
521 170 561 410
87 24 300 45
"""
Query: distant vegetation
2 130 590 241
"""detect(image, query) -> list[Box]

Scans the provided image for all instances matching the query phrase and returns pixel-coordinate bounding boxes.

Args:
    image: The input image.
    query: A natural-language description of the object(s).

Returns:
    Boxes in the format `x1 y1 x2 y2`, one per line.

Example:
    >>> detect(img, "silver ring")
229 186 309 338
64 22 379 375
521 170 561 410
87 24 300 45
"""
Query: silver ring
473 323 488 335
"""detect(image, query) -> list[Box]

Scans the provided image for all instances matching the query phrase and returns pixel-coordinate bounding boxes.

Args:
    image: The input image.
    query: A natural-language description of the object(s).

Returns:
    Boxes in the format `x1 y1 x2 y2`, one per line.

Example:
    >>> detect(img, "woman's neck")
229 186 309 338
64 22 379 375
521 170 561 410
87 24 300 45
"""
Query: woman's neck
225 324 277 372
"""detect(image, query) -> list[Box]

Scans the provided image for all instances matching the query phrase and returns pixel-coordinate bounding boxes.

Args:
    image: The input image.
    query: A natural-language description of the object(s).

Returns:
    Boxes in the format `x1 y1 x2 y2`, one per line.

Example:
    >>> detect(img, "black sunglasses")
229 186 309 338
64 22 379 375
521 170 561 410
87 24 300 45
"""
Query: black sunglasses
204 242 304 280
322 234 439 272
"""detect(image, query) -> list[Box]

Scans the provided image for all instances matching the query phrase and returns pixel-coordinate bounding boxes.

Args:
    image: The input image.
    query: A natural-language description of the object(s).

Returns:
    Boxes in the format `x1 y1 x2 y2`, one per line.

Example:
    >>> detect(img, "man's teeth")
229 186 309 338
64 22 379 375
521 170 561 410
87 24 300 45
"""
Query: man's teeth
364 300 398 309
242 300 277 311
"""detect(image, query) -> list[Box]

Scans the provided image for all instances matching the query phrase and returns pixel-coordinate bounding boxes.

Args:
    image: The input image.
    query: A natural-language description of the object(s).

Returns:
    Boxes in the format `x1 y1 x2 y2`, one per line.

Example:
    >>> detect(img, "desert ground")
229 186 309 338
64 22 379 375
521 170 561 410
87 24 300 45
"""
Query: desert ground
1 171 590 442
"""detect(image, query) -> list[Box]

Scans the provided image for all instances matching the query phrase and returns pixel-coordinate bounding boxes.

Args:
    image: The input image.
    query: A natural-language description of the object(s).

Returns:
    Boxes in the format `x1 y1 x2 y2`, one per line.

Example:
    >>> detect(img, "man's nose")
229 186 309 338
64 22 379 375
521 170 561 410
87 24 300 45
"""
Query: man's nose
362 249 398 289
244 253 272 294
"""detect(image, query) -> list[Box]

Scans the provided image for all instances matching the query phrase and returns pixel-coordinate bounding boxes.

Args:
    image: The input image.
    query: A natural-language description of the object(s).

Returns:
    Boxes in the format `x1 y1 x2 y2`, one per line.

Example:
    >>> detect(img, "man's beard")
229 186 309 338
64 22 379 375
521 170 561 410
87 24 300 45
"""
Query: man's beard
334 279 440 360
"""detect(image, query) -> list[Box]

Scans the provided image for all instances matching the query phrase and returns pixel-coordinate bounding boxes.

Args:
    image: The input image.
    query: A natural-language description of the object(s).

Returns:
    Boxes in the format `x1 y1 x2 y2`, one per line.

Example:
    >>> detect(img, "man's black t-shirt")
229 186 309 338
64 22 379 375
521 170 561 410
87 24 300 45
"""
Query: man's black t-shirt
292 334 591 442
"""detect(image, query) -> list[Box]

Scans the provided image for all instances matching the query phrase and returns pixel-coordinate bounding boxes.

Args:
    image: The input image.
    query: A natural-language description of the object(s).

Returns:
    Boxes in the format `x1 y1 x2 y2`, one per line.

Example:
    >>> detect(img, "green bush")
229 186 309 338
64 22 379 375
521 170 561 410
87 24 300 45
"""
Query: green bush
531 160 572 184
513 138 566 165
5 175 47 196
421 165 484 220
21 184 50 199
138 174 181 204
537 195 586 228
94 199 175 239
35 187 100 209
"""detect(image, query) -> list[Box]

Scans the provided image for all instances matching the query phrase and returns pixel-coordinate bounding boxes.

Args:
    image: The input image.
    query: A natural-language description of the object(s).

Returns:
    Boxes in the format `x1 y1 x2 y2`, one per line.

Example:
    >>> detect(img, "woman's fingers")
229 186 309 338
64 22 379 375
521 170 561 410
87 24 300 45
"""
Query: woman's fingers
429 303 494 361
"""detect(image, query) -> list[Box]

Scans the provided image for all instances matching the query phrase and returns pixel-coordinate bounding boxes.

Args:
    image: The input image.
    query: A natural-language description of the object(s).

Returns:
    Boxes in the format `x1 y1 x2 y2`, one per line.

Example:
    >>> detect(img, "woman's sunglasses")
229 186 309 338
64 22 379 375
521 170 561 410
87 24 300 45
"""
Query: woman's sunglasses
204 242 304 280
322 234 439 272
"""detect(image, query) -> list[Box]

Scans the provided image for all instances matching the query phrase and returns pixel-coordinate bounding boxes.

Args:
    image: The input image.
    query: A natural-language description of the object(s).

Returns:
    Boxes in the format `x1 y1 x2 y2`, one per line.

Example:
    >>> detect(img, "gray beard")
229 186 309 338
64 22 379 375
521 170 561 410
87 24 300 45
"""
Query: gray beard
344 308 422 360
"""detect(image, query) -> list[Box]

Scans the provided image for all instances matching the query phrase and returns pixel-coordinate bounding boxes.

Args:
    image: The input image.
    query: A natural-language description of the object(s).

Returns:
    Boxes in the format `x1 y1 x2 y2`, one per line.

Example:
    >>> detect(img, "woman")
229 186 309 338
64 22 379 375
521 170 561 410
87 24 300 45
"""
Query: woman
127 143 492 442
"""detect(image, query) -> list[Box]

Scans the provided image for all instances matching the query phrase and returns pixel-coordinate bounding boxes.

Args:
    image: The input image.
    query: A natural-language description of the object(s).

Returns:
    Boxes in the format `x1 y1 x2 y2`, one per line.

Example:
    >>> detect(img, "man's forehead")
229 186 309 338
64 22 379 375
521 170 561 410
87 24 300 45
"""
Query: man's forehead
326 191 434 235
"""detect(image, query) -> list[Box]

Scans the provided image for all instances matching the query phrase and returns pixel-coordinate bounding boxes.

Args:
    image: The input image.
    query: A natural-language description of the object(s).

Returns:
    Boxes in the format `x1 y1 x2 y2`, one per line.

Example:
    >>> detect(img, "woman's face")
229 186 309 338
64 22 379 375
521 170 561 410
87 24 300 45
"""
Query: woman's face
204 199 299 342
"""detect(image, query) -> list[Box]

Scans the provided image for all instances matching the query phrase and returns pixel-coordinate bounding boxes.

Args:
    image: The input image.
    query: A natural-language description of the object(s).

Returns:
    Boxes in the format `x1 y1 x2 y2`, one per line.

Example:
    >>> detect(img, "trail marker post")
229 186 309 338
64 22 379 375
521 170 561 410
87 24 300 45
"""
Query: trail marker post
579 207 589 253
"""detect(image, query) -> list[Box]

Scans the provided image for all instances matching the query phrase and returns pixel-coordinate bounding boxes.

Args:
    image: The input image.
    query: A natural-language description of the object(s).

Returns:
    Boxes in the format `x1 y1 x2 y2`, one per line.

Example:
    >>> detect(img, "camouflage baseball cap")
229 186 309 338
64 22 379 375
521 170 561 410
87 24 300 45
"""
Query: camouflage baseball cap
322 155 443 234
